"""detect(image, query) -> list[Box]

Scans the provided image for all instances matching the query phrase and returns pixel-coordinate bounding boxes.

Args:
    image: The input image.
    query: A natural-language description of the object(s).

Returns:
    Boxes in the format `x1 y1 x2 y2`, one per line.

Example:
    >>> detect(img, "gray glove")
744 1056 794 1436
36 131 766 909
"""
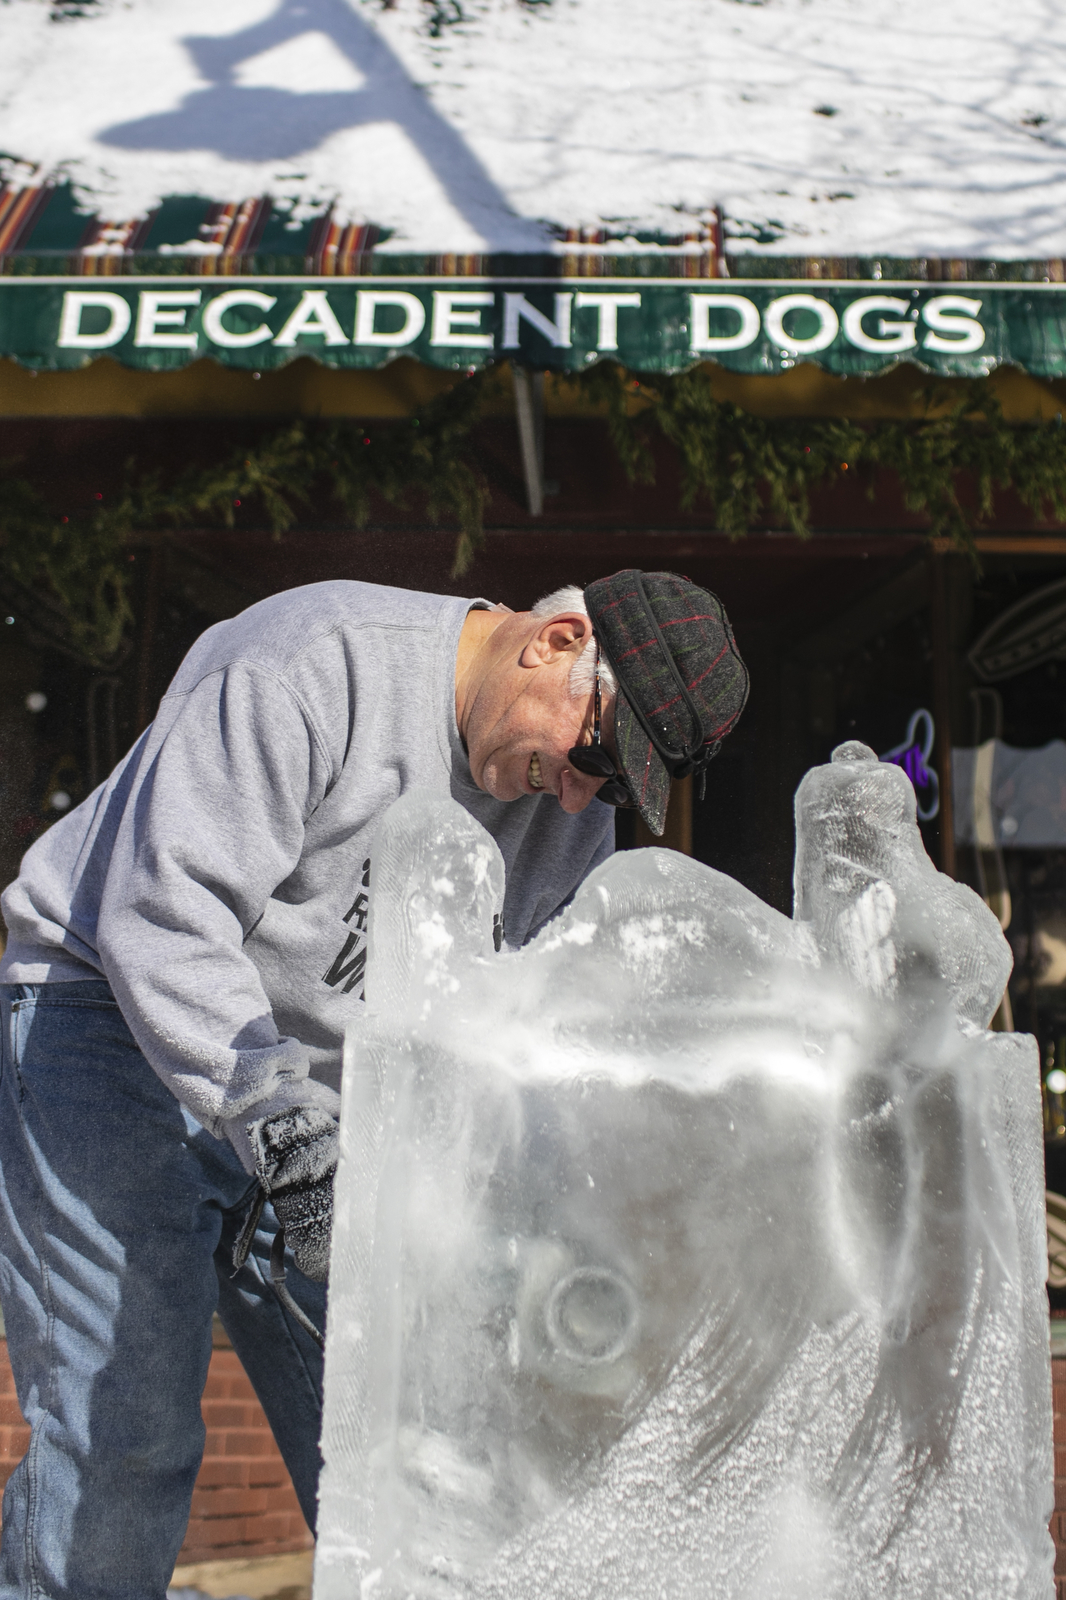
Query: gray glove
247 1105 338 1283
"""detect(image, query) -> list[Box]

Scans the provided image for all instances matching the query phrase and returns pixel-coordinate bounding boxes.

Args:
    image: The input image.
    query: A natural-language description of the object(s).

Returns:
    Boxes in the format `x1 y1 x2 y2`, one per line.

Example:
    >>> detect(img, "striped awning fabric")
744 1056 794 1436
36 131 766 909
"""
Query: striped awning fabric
0 183 381 276
7 186 1045 285
0 184 729 279
0 184 52 259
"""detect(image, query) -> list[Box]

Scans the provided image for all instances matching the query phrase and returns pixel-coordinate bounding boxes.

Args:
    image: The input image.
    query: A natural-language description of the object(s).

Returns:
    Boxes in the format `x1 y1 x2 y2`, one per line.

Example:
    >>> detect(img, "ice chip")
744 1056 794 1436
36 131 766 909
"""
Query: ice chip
314 763 1052 1600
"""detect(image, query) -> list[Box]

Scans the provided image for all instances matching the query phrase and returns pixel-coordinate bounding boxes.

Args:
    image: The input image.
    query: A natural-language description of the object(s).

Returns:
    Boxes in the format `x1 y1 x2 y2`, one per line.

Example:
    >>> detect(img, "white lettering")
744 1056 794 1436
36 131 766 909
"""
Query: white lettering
764 294 839 356
57 290 132 350
921 295 985 354
274 289 349 347
202 289 276 348
354 290 426 347
842 295 917 354
689 294 760 353
502 292 573 349
134 290 202 350
430 291 494 348
574 292 641 352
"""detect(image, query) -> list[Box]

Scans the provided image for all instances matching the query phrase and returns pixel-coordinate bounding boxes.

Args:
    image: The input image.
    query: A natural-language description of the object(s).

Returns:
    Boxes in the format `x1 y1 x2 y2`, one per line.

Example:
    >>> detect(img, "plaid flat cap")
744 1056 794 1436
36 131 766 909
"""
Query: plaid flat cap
584 569 749 836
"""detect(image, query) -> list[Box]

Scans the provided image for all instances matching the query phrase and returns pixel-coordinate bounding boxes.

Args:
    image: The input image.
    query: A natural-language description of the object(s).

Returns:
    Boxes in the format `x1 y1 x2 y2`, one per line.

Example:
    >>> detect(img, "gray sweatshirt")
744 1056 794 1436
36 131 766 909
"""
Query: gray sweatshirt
0 582 614 1163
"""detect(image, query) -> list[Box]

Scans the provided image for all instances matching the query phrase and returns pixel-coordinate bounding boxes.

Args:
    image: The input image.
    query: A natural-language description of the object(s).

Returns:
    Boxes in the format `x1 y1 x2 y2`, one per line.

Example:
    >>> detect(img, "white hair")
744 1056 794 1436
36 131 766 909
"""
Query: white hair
531 585 617 699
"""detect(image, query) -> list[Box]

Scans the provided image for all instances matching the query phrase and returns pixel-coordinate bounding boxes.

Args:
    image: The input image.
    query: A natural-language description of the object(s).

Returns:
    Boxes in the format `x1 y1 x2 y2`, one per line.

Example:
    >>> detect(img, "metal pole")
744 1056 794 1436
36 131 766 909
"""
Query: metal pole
513 368 544 517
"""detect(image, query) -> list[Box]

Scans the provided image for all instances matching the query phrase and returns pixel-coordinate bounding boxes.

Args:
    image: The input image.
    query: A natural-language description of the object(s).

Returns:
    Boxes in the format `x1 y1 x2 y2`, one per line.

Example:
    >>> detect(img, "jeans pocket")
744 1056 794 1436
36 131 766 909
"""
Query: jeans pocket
7 994 32 1084
10 987 123 1093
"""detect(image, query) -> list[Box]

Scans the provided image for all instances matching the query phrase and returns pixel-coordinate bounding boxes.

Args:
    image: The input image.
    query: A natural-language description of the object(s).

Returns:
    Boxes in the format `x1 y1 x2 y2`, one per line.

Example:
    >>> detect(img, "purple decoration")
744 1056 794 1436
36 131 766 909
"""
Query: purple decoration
881 709 940 822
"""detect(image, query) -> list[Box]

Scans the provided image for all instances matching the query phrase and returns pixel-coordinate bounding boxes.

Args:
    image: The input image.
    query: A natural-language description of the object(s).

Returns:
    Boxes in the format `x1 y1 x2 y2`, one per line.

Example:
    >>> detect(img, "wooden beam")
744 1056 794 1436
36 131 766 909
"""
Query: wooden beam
932 536 1066 556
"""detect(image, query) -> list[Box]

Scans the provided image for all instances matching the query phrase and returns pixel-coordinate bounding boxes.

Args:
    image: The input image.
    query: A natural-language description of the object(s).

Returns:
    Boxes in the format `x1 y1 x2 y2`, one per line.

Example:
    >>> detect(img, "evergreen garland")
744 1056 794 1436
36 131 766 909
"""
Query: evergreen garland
3 360 1066 669
0 371 489 668
577 363 1066 548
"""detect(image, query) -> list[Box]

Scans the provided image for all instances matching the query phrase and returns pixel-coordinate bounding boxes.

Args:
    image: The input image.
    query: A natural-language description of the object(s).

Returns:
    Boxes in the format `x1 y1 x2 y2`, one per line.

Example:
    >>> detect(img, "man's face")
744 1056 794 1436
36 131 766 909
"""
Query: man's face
465 616 619 814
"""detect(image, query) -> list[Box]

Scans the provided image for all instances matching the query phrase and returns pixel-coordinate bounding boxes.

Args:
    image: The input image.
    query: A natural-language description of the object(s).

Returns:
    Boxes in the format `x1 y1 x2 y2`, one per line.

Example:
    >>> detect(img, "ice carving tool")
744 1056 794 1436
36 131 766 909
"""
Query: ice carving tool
269 1228 325 1350
231 1184 326 1351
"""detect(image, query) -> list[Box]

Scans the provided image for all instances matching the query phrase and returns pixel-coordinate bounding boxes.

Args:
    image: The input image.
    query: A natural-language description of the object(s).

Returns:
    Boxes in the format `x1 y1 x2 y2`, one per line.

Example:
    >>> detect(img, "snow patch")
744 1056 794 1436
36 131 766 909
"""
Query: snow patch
234 31 368 94
1 0 1065 254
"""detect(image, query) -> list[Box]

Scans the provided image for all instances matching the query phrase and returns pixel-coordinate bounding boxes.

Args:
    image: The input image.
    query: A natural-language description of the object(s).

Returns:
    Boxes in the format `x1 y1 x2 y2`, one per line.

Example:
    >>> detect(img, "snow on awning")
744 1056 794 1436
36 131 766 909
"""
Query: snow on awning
6 0 1066 261
5 0 1066 375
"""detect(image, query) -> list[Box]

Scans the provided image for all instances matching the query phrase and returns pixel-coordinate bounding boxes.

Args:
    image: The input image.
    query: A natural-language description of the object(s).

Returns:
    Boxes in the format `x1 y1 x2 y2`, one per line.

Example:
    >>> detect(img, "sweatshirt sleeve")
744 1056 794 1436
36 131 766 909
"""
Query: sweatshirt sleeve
95 661 340 1168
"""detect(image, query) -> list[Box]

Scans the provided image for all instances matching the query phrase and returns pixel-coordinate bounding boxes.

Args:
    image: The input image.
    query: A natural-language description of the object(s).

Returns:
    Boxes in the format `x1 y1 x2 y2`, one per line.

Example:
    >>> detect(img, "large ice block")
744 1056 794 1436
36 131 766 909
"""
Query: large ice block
314 743 1053 1600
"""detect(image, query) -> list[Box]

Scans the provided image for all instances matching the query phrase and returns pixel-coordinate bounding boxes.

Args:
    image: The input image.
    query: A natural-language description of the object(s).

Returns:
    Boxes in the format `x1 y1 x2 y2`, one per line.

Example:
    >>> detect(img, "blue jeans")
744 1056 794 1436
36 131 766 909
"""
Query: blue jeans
0 981 327 1600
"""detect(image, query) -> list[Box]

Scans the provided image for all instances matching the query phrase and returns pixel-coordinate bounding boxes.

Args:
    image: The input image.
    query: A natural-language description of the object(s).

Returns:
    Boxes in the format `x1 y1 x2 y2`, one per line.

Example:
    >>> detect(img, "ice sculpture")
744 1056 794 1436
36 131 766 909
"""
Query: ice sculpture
314 742 1053 1600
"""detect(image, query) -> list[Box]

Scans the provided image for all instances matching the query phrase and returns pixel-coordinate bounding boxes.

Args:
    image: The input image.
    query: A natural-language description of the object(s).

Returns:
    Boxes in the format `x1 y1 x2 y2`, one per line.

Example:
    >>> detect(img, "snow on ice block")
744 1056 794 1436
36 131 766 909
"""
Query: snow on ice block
314 742 1053 1600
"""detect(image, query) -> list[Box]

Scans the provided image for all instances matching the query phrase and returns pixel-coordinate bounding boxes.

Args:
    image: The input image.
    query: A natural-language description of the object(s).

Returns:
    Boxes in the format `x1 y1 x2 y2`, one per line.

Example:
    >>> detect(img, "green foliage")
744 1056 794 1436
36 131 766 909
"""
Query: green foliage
322 373 488 574
5 358 1066 670
577 363 1066 551
422 0 466 36
0 374 488 667
0 473 138 666
49 0 105 18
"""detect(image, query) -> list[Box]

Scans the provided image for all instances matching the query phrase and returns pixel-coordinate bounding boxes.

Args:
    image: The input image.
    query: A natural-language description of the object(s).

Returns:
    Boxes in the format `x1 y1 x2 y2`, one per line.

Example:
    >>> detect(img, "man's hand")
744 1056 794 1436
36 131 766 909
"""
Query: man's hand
247 1105 338 1282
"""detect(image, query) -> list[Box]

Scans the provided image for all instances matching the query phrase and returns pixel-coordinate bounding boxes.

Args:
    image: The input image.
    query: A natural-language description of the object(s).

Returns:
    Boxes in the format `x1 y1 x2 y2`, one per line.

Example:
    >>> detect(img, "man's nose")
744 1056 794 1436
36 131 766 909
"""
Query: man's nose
559 765 604 814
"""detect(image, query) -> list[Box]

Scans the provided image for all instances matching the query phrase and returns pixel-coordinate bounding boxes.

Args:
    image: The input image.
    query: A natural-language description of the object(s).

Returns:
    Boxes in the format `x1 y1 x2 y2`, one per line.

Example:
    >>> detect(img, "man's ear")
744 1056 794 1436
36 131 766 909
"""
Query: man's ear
519 613 591 669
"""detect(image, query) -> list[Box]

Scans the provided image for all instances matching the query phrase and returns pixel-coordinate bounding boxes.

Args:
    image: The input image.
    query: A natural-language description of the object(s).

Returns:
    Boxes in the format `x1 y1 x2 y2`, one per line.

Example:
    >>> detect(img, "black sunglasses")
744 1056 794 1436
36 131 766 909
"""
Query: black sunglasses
566 643 632 808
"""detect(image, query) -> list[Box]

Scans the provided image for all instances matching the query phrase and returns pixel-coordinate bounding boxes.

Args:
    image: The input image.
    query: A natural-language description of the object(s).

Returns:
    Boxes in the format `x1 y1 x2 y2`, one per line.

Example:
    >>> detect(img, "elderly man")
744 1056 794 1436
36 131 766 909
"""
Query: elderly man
0 568 747 1600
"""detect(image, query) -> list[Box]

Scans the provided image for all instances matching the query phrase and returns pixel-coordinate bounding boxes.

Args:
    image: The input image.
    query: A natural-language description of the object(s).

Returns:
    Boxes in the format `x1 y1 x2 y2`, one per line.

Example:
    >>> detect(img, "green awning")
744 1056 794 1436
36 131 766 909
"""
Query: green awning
3 275 1066 378
3 187 1066 379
